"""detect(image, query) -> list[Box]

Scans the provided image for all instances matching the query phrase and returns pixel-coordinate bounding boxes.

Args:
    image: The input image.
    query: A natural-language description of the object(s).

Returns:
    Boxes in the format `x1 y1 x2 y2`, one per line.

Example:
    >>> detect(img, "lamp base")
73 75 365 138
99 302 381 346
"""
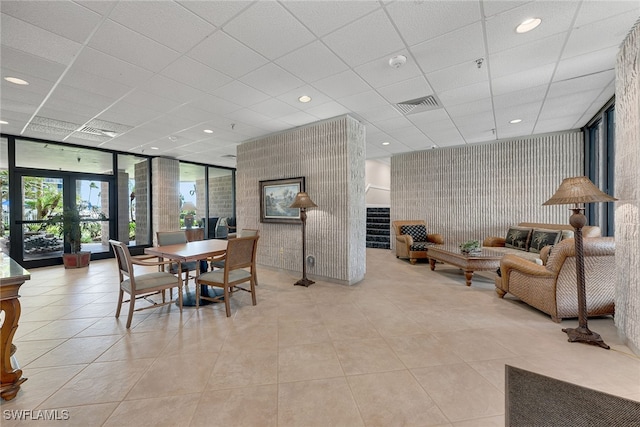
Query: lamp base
294 277 315 287
562 326 610 350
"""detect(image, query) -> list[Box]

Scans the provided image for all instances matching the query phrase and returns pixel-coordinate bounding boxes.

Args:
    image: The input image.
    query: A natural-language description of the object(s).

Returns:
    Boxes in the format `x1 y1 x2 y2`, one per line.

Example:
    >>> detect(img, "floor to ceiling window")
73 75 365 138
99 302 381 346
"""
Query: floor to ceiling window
0 137 9 254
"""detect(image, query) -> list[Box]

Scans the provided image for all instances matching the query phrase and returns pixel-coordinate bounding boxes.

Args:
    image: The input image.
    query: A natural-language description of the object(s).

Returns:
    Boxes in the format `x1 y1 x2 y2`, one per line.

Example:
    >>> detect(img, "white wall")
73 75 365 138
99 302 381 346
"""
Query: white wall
365 159 390 206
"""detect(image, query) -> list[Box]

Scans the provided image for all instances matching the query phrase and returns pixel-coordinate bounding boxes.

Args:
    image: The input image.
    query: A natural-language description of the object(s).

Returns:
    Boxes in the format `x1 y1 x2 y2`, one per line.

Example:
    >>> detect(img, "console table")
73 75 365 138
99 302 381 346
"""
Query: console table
1 253 30 400
427 244 502 286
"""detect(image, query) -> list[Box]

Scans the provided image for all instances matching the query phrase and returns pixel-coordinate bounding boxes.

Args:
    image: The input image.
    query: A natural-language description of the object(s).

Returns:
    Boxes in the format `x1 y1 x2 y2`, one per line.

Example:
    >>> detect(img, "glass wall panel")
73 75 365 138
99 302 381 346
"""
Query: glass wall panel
22 175 64 261
15 140 114 174
207 167 235 239
117 154 151 246
180 163 205 235
1 137 8 253
75 178 110 254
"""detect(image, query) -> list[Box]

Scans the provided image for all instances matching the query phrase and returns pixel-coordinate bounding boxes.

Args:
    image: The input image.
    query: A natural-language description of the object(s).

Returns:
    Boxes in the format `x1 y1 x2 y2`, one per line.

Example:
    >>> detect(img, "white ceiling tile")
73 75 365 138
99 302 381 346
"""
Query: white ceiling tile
411 22 485 74
139 75 206 105
1 0 102 43
375 116 413 133
482 1 529 18
88 19 180 72
495 122 536 140
313 70 371 99
249 98 300 119
453 111 495 133
354 51 423 89
548 70 615 99
224 108 273 128
240 63 305 97
438 81 491 107
426 61 488 93
1 13 82 65
355 105 403 123
279 111 319 127
494 101 543 127
177 1 252 27
305 101 352 120
322 9 405 67
187 95 243 116
485 1 578 54
446 98 493 119
539 89 603 122
563 12 640 59
386 0 482 46
161 57 232 94
212 80 270 108
120 90 183 114
72 47 154 88
108 1 215 52
98 102 163 127
489 33 565 79
555 46 618 82
533 115 582 134
223 2 315 60
284 1 381 37
427 128 466 147
377 77 432 104
61 68 132 100
338 90 388 112
51 84 115 111
187 31 268 79
490 63 555 96
275 41 349 83
170 105 217 124
407 109 450 127
493 86 547 110
575 2 640 27
1 46 64 82
276 85 332 109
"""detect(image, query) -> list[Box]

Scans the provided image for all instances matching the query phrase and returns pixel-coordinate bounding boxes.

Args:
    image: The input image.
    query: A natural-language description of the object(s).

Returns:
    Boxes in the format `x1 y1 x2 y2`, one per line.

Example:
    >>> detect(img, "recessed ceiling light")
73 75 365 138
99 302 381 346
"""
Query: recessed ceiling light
298 95 312 103
150 147 159 150
204 129 214 134
168 135 178 142
382 142 390 146
4 76 29 85
510 119 523 124
516 18 541 34
0 120 8 125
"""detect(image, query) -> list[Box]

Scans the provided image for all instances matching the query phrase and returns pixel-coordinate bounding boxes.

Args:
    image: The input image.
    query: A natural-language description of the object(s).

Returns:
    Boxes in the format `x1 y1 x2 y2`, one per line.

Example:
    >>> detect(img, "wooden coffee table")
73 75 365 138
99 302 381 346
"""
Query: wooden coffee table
427 244 503 286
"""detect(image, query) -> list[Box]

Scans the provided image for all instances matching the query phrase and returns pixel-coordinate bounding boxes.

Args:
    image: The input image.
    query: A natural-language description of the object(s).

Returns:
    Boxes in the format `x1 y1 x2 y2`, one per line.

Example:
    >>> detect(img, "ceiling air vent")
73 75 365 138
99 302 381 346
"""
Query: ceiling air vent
394 95 442 115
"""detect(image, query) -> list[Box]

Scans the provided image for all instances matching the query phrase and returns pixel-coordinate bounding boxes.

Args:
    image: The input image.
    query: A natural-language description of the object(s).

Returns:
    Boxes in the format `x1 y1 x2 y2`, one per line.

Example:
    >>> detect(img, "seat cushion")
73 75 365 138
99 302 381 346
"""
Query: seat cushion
528 229 562 254
505 226 532 251
197 269 251 285
400 224 428 242
410 242 431 251
122 272 179 293
168 261 197 274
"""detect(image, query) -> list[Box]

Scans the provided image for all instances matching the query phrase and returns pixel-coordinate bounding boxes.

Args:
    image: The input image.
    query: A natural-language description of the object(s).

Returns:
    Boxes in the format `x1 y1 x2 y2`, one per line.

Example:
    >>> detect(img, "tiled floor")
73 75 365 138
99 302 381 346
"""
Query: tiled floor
2 248 639 426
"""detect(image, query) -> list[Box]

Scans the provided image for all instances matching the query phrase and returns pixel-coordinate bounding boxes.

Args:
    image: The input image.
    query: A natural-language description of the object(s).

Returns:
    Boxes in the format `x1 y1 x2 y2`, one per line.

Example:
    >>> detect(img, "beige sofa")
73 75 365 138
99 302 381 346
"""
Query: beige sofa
483 222 601 262
495 237 615 322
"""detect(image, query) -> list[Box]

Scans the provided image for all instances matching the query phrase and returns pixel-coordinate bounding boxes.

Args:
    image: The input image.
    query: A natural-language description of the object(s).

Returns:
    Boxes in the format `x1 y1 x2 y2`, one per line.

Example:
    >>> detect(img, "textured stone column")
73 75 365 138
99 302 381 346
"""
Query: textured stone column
116 171 129 243
151 157 180 246
237 115 366 285
134 160 150 245
615 18 640 355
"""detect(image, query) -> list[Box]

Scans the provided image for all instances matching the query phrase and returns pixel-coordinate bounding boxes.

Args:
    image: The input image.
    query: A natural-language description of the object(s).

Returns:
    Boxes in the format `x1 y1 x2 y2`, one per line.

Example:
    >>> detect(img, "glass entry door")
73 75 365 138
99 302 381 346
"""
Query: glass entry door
21 175 64 262
74 178 111 256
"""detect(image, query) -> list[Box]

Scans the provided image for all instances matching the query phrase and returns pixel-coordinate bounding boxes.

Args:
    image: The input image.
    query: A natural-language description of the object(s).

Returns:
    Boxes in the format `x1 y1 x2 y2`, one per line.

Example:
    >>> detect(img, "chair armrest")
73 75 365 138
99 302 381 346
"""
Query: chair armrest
132 254 158 261
132 258 179 268
500 254 555 280
427 233 444 245
483 236 505 247
396 234 413 246
539 245 552 264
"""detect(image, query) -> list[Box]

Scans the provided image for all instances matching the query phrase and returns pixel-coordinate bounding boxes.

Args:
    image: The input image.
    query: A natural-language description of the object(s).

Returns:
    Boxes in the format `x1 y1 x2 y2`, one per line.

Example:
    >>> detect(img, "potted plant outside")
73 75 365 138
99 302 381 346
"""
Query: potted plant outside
48 206 92 268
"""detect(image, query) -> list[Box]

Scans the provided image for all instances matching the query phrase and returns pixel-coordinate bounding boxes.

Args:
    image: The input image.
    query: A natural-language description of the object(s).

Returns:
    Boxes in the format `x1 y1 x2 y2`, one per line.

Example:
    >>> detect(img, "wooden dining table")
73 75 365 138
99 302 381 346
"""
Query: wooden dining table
145 239 228 306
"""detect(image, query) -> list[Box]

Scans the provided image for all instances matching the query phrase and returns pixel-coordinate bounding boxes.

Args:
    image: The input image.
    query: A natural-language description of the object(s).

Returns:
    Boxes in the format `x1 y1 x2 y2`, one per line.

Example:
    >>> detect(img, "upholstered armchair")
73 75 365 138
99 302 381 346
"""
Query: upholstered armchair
496 237 615 323
392 220 444 264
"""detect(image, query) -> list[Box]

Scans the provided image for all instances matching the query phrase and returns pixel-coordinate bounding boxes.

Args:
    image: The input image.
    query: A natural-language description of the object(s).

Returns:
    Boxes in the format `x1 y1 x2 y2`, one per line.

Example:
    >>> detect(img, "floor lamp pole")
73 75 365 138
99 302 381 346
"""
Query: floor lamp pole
294 208 314 287
561 207 609 349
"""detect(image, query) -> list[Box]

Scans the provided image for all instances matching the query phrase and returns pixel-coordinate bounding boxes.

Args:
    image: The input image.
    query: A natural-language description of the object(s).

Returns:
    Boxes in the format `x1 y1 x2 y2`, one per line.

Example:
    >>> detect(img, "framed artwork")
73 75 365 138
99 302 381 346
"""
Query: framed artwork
259 177 305 223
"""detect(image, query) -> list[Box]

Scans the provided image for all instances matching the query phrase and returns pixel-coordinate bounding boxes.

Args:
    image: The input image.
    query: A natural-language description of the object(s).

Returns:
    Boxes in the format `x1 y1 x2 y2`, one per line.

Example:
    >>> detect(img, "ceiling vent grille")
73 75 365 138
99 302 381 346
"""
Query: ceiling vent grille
394 95 442 115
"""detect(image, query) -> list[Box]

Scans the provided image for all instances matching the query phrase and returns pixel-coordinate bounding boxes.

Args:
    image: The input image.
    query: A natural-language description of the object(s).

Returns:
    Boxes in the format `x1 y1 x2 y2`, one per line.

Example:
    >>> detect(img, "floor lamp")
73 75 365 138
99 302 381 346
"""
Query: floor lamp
290 192 317 287
543 176 617 349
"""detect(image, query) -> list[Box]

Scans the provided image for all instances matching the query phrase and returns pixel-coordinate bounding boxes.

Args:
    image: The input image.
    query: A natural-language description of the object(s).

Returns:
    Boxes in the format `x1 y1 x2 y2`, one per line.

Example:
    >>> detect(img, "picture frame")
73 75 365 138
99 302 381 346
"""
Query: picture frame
259 177 305 223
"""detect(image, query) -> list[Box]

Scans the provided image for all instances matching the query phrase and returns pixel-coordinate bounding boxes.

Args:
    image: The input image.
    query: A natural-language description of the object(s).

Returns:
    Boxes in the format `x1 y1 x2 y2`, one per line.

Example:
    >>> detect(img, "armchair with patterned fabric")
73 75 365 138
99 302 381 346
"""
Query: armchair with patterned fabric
392 220 444 265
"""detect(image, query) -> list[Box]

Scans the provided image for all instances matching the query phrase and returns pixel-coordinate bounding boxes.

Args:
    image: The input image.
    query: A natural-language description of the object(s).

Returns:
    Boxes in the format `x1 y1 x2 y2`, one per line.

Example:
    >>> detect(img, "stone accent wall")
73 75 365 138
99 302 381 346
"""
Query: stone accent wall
209 174 234 219
391 131 583 245
134 160 150 245
151 157 180 246
615 19 640 354
237 115 366 285
116 171 129 243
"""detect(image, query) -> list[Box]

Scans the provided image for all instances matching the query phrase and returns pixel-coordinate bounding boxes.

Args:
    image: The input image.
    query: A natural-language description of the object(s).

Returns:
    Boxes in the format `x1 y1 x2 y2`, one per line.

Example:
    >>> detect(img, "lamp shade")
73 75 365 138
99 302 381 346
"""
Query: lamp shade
290 192 317 209
181 201 196 212
543 176 617 206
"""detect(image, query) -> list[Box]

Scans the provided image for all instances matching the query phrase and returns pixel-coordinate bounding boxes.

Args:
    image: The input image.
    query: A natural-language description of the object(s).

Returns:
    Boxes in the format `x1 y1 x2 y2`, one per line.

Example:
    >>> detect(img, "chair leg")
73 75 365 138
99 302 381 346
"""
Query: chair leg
250 277 257 306
195 280 201 309
126 295 135 328
177 284 183 312
115 289 124 318
223 285 231 317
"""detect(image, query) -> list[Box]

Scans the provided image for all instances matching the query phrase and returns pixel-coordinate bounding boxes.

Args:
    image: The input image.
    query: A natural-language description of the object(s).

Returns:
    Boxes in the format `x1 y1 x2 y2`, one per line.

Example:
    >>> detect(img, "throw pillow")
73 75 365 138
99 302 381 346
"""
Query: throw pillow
528 228 562 253
400 224 428 242
504 226 532 251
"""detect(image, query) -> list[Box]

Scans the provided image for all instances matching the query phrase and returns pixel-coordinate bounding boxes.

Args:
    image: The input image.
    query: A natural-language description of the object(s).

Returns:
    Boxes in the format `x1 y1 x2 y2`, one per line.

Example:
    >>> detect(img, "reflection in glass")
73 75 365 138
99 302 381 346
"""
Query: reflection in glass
118 154 150 246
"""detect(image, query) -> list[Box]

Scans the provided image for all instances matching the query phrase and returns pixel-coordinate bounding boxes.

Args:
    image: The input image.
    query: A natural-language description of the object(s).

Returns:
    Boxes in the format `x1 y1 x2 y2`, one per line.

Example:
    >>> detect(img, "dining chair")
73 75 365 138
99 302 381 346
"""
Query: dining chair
195 234 259 317
211 229 260 285
109 240 183 328
156 231 199 289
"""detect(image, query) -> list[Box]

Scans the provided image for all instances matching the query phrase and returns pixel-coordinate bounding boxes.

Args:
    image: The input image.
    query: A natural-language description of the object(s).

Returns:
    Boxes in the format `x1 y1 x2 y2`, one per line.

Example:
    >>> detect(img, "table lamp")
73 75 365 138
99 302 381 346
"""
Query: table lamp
543 176 617 349
290 192 317 287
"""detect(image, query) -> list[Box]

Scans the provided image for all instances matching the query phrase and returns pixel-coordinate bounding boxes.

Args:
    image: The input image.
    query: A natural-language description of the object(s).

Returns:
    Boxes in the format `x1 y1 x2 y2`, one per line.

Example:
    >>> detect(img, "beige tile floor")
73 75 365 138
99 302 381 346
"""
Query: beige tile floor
2 248 639 426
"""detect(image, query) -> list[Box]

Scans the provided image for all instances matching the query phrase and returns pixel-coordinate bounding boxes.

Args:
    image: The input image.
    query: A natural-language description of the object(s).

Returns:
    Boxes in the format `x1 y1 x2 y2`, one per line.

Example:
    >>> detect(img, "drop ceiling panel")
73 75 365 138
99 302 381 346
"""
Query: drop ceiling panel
177 1 251 27
97 103 163 128
187 95 243 116
313 70 371 99
280 111 320 127
489 33 565 78
170 105 217 124
562 12 640 59
212 81 270 108
240 63 305 97
438 81 491 107
490 63 555 96
119 90 184 115
377 76 432 104
356 105 403 123
60 68 132 100
276 85 333 109
1 14 83 64
322 9 405 67
494 101 543 126
1 46 67 82
482 1 529 17
538 89 603 123
108 1 215 52
186 31 269 79
88 19 180 72
426 128 465 147
72 47 154 88
223 108 273 128
547 71 615 99
338 90 388 112
426 61 488 93
275 41 349 83
555 46 618 82
305 101 352 121
575 2 640 27
484 1 577 54
354 51 423 89
139 75 206 105
493 86 547 110
387 1 481 47
284 1 380 37
223 2 315 60
249 98 300 119
446 98 493 119
411 22 485 74
161 57 233 94
1 0 102 43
